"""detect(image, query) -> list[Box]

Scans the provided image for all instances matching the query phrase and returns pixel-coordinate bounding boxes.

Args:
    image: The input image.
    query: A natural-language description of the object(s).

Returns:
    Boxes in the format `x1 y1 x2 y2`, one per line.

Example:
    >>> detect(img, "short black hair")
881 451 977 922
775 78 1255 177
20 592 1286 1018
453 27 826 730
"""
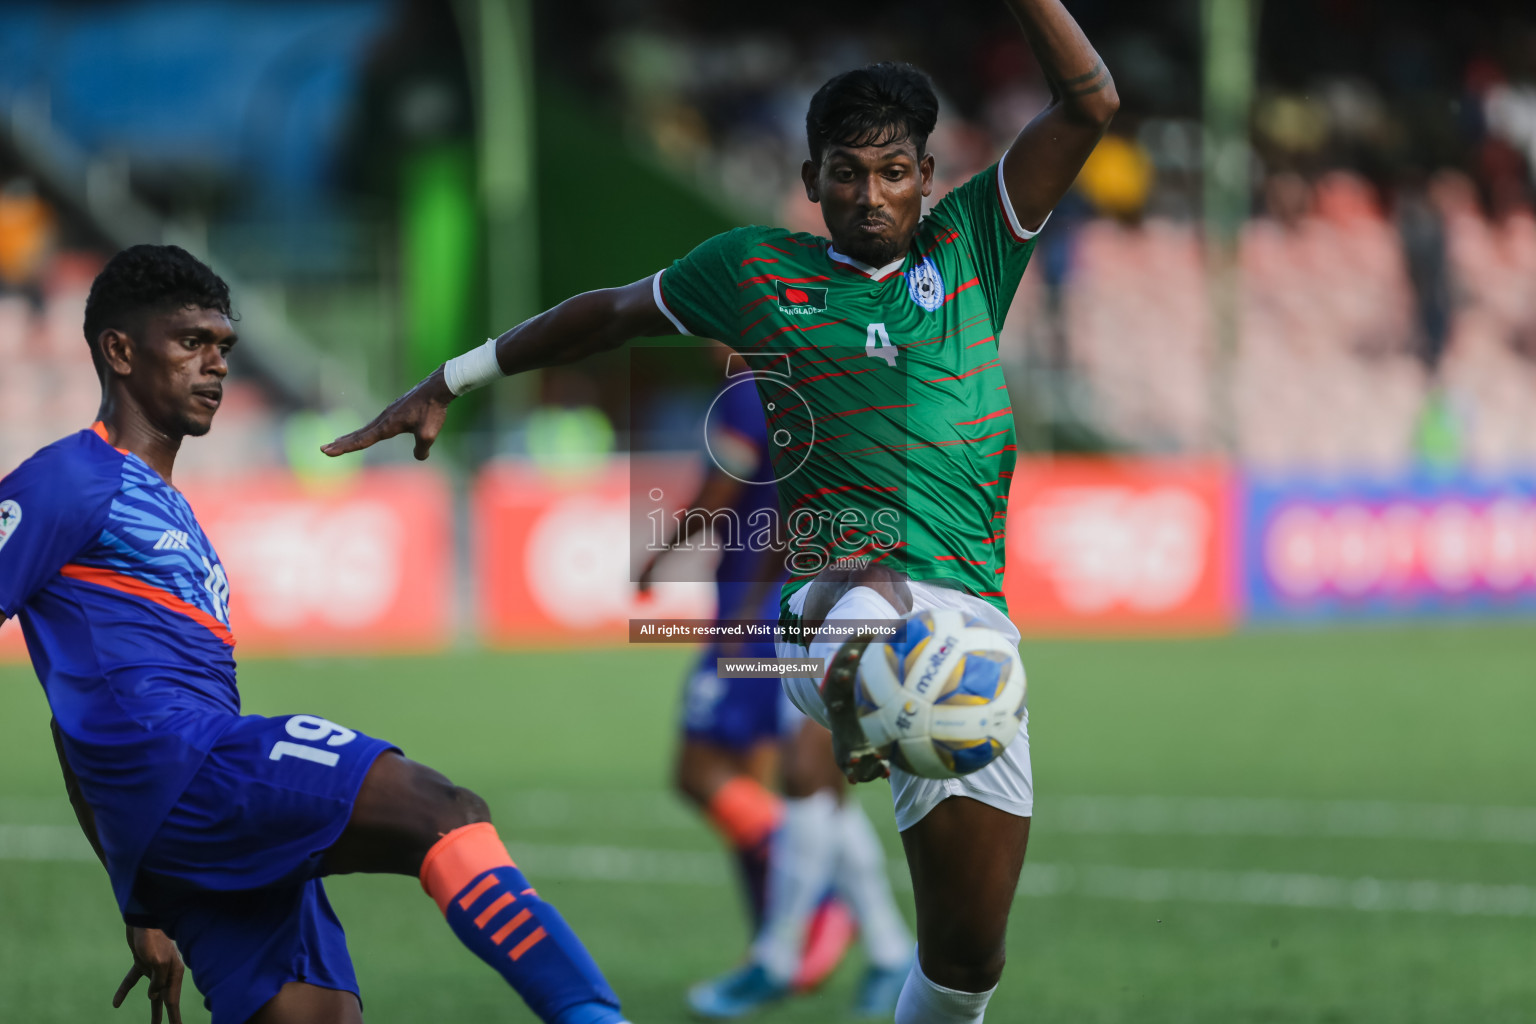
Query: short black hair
805 62 940 163
83 244 232 375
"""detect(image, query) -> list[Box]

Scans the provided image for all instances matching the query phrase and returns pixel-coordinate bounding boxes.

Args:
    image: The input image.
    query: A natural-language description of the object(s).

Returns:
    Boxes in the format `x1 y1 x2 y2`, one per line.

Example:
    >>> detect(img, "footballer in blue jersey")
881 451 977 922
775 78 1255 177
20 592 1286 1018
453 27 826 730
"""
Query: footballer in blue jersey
0 246 633 1024
636 358 789 922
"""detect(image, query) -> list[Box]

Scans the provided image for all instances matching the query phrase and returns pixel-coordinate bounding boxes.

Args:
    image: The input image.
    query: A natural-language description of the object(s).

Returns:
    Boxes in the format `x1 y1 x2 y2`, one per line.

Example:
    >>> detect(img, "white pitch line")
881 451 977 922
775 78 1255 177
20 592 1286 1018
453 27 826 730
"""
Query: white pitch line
13 791 1536 844
5 828 1531 919
1046 795 1536 845
491 791 1536 845
1014 863 1536 918
508 844 1536 919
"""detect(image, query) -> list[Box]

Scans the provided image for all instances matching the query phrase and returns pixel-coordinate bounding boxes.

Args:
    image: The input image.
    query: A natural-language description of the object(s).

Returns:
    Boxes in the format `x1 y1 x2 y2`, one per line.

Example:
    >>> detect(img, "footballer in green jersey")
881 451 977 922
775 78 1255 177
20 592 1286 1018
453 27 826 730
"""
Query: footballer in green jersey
653 161 1038 620
331 2 1117 1020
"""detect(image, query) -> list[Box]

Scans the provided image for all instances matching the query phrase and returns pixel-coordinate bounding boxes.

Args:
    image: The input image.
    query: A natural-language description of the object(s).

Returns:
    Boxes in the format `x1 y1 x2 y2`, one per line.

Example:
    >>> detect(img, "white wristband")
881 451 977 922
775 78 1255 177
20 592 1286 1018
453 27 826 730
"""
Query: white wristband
442 338 504 396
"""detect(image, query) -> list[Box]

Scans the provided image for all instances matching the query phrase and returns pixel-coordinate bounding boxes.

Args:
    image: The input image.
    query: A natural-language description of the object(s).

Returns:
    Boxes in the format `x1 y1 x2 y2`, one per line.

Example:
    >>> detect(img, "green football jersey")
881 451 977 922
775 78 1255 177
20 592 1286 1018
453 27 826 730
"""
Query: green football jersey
656 160 1041 616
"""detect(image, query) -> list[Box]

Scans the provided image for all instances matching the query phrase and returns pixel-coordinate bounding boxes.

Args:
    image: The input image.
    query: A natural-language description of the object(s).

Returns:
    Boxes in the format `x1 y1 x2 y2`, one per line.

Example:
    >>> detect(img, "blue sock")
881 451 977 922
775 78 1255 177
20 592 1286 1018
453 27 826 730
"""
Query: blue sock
443 864 624 1024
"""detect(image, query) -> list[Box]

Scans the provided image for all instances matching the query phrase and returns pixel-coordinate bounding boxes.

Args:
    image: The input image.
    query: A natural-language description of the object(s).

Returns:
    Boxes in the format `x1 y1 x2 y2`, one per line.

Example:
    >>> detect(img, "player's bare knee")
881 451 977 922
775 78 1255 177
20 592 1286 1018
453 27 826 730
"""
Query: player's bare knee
391 759 490 834
446 785 491 828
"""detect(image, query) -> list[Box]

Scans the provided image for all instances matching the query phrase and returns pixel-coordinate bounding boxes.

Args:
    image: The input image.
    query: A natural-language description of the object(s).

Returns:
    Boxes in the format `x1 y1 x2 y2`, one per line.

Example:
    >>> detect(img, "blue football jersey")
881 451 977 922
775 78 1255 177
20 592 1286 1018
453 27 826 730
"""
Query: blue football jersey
0 424 240 911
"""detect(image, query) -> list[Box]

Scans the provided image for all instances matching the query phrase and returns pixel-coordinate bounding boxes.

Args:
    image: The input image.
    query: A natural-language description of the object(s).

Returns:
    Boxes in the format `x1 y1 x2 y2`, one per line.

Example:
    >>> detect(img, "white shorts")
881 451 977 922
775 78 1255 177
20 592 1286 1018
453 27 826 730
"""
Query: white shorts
776 581 1033 831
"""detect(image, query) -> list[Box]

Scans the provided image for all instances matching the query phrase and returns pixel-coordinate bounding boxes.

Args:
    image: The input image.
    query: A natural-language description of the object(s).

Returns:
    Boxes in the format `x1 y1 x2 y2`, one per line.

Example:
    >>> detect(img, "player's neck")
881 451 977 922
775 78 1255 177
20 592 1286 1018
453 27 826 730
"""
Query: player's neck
96 401 182 484
825 234 914 277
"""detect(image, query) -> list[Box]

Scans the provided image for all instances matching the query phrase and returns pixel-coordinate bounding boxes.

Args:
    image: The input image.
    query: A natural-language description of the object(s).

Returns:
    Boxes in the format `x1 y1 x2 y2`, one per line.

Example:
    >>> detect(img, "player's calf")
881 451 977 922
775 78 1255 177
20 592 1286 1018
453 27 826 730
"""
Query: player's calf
328 753 630 1024
895 797 1030 1022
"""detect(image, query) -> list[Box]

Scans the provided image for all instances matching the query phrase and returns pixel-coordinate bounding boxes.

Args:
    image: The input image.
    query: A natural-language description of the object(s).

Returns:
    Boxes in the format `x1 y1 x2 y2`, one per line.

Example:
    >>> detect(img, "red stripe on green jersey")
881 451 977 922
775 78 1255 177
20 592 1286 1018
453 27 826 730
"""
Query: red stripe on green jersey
927 359 1001 383
956 408 1012 426
657 162 1041 614
944 277 981 303
737 274 830 287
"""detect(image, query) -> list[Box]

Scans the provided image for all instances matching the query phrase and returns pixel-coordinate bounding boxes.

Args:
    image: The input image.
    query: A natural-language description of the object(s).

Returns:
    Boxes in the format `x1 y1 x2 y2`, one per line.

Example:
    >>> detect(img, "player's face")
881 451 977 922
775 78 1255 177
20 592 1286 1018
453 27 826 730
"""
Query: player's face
126 306 237 439
803 140 935 267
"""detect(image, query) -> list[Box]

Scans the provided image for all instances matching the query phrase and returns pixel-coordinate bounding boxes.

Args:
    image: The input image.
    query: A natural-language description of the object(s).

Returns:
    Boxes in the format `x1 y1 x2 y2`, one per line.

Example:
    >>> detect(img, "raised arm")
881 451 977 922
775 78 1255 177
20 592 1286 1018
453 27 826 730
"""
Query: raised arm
998 0 1120 232
323 275 673 460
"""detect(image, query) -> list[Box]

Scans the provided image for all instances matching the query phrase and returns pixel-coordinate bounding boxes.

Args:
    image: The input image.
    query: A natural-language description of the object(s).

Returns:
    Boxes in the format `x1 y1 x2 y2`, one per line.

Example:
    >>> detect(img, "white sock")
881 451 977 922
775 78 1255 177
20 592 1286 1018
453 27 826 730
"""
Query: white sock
832 800 913 969
895 961 996 1024
750 790 840 982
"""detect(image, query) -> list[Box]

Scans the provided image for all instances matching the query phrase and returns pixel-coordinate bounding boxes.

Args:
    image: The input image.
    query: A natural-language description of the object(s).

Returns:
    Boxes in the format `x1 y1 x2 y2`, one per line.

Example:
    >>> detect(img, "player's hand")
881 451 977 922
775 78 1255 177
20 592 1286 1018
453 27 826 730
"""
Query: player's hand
114 926 184 1024
321 366 456 460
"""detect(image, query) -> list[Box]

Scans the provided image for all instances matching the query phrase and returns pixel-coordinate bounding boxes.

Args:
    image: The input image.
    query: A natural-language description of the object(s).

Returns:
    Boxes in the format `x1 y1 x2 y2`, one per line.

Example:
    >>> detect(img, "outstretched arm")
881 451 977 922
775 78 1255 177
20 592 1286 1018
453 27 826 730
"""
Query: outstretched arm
323 275 674 460
999 0 1120 232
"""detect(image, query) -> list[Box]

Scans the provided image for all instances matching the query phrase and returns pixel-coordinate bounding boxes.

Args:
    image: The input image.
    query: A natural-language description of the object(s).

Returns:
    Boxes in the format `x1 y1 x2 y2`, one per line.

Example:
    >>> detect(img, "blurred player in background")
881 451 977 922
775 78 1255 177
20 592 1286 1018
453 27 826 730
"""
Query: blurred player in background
0 245 634 1024
328 2 1116 1020
637 349 790 934
636 349 912 1016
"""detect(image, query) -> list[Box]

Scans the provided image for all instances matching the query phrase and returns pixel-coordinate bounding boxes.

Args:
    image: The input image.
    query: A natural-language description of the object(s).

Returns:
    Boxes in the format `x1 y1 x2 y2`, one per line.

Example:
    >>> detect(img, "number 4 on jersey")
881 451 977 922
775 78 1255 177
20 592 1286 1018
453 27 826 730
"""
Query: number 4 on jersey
866 322 898 368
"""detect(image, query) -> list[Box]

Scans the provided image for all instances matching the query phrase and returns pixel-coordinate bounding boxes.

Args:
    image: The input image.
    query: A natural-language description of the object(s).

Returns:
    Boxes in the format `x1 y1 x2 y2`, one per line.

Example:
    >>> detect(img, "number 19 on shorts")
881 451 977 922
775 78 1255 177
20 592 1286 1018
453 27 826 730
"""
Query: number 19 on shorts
269 714 358 767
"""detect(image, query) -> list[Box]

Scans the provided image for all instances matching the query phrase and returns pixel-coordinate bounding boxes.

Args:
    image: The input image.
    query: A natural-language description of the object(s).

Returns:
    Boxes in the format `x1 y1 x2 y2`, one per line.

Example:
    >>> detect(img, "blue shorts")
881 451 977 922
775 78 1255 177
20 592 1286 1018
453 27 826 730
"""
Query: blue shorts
133 712 397 1024
681 642 783 751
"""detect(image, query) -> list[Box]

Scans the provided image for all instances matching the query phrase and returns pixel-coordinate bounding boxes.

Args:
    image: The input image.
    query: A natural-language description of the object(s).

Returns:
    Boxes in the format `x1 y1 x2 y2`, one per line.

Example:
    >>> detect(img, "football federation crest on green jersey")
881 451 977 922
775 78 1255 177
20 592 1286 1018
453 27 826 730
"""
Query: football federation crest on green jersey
656 157 1044 616
775 280 828 314
906 256 944 312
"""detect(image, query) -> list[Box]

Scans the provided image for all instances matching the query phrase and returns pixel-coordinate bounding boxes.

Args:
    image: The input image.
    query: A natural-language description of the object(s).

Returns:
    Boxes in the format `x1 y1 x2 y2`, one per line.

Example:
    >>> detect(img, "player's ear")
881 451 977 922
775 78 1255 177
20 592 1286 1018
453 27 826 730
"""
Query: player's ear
98 328 135 378
801 159 820 204
920 153 935 198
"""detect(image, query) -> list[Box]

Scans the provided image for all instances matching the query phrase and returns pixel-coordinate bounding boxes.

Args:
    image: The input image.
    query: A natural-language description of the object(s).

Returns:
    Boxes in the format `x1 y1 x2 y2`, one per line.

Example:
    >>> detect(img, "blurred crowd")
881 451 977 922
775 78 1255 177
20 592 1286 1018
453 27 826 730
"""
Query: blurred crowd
3 1 1534 477
548 0 1536 473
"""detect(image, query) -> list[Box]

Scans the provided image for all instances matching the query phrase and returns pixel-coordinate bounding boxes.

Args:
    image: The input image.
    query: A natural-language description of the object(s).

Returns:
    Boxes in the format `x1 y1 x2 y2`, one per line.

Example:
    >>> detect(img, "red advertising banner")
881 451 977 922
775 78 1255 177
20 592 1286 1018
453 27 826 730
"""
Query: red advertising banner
475 456 1239 643
180 467 453 653
0 467 453 662
474 459 714 645
1002 459 1238 633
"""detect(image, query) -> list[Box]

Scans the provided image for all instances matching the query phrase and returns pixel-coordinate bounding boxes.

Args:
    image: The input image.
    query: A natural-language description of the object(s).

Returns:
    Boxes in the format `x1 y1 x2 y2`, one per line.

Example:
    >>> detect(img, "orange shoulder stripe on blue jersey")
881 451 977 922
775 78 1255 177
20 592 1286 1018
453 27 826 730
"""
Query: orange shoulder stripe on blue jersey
60 563 236 647
89 421 132 456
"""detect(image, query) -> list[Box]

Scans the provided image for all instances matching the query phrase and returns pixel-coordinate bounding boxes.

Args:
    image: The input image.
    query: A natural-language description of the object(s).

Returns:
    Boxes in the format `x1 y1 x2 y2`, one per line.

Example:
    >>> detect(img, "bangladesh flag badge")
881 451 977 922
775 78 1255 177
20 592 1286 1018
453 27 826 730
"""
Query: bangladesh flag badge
776 281 828 315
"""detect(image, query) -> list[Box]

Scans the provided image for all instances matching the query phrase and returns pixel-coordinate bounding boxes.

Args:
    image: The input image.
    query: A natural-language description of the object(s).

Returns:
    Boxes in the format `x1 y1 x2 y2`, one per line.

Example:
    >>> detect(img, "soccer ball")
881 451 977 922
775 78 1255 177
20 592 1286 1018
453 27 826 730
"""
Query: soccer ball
854 608 1027 779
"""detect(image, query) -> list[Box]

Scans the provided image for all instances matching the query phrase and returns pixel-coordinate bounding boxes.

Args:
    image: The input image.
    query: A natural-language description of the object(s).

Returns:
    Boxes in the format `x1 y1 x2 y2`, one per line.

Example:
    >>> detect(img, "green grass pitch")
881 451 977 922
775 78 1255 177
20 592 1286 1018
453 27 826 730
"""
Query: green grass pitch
1 623 1533 1022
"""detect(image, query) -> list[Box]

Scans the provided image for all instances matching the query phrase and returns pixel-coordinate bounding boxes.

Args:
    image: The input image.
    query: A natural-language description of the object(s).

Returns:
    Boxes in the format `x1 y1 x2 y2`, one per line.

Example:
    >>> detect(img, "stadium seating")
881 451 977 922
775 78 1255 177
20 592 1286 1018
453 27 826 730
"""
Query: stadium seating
1051 182 1536 473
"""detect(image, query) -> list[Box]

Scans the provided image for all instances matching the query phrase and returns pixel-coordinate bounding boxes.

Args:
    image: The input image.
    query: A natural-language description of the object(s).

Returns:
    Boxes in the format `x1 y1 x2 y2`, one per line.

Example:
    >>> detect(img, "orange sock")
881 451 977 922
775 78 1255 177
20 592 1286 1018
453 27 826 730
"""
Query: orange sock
706 777 783 850
420 821 516 912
